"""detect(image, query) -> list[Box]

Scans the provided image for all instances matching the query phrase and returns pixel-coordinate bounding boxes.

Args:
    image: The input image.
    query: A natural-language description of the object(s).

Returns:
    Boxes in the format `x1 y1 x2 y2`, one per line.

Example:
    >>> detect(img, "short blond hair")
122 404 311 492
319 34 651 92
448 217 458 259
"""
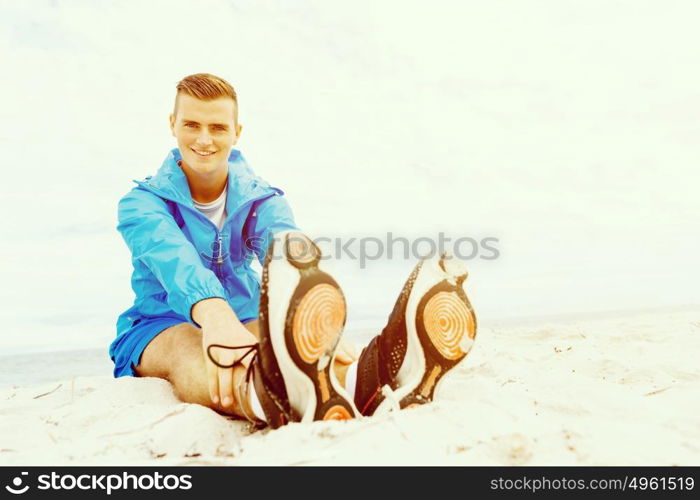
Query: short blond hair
173 73 238 123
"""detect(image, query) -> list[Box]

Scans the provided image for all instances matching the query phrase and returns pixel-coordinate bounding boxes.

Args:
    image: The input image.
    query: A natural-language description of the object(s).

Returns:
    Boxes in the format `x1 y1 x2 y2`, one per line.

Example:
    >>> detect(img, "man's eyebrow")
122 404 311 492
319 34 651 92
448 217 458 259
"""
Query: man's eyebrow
181 119 228 128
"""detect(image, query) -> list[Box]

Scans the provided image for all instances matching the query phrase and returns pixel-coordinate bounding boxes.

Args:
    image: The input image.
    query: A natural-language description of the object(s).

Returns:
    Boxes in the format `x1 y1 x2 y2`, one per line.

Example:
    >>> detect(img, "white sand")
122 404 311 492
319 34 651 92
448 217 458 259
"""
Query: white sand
1 307 699 466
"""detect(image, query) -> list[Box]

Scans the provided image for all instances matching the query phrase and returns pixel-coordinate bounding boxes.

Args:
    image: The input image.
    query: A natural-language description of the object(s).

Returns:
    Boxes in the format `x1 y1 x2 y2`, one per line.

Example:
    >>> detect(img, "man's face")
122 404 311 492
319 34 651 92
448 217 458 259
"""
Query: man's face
169 93 242 176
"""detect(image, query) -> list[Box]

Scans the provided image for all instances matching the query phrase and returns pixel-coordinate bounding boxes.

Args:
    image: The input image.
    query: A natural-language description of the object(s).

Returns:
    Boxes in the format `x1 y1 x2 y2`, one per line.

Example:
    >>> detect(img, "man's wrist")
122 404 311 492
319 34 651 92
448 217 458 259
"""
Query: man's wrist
192 297 237 327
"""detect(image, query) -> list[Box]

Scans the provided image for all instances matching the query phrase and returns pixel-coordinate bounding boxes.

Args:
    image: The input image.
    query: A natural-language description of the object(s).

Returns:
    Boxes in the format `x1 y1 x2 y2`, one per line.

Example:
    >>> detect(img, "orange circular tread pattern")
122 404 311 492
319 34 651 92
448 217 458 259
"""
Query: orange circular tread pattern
322 405 353 421
293 284 345 364
423 291 474 360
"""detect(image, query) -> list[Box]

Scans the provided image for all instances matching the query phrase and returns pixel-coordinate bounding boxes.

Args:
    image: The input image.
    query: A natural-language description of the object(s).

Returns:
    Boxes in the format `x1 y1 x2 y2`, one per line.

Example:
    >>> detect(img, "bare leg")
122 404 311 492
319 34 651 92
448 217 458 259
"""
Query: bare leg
134 319 350 416
134 322 250 417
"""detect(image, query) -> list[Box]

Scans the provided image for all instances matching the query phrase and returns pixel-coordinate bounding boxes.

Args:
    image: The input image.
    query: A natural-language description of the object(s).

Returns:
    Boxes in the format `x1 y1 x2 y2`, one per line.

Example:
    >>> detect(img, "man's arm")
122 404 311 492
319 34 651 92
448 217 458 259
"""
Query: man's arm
247 193 299 264
191 297 258 407
117 187 227 323
118 188 255 407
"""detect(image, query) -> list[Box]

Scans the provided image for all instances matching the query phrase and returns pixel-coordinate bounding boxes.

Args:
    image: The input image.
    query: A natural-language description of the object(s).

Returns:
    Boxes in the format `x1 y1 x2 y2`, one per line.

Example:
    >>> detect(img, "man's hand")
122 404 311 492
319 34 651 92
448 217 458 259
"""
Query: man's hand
192 298 258 408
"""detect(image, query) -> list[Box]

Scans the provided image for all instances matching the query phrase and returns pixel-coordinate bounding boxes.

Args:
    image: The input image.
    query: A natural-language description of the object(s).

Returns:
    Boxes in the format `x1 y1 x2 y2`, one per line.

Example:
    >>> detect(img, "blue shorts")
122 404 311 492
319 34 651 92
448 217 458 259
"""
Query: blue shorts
109 316 185 378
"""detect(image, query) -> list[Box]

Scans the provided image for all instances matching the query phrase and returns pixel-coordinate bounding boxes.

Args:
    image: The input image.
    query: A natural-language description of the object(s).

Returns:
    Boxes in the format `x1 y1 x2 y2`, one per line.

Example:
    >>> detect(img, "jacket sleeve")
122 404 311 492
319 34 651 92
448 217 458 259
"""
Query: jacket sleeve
117 187 227 323
247 191 300 264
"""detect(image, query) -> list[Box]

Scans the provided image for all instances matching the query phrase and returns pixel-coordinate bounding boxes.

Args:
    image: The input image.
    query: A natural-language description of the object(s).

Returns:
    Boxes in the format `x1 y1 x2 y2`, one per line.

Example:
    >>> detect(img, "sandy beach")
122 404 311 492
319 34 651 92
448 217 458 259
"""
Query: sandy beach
2 0 700 469
2 306 698 466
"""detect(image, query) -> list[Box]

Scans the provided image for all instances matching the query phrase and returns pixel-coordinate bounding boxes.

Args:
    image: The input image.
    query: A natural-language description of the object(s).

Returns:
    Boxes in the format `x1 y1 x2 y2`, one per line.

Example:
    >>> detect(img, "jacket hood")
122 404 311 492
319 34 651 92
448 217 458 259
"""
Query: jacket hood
140 148 280 214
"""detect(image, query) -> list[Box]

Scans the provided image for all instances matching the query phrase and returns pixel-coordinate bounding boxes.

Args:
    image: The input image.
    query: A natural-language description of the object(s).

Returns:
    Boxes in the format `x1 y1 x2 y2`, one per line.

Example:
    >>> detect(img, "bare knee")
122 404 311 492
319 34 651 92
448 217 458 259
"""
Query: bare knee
134 323 201 380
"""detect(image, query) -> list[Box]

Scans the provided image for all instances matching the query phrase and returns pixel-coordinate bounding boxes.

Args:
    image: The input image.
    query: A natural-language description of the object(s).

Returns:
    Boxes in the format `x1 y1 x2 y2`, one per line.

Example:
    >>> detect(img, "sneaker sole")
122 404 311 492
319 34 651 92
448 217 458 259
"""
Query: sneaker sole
265 231 357 422
376 254 477 412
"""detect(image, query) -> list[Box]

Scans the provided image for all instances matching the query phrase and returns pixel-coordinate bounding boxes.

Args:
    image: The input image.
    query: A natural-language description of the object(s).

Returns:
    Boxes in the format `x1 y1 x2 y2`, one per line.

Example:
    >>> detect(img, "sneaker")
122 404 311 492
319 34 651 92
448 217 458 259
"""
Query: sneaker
354 253 477 416
252 231 358 428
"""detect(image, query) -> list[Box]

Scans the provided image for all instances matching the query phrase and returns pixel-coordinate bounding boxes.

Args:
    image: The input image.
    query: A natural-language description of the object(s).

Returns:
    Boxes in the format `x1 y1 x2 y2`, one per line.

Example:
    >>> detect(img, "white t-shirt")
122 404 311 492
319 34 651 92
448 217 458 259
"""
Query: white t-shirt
193 187 227 230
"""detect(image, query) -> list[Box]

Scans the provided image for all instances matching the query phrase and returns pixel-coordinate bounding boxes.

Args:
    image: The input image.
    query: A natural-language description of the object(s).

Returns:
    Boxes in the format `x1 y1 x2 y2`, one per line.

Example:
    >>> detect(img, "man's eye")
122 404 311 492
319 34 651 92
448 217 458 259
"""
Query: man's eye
185 123 198 128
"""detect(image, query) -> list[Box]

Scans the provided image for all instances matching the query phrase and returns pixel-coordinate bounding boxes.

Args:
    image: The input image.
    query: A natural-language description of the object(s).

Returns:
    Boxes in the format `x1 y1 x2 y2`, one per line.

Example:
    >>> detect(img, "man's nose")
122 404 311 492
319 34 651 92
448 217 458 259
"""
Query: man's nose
195 131 213 146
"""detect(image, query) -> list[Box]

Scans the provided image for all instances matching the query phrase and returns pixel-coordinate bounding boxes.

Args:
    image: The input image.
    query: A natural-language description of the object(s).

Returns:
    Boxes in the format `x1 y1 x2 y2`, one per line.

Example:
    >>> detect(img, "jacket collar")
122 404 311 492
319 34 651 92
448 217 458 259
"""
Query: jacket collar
145 148 273 214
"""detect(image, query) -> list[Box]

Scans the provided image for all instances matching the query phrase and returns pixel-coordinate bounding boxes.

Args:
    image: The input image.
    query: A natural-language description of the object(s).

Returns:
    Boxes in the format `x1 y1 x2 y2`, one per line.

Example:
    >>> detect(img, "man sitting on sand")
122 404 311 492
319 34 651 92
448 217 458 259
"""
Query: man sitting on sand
110 73 477 428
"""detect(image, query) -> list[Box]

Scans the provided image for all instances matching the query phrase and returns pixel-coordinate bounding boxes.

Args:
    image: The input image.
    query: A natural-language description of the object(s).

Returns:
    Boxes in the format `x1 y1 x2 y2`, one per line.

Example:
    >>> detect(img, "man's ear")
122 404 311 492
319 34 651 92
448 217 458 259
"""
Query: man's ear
169 114 176 136
235 123 243 139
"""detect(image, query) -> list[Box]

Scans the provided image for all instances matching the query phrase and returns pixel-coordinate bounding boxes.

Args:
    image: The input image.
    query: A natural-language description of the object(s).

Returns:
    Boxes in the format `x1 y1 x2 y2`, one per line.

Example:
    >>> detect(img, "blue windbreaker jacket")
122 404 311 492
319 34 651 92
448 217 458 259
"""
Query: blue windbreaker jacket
112 148 298 357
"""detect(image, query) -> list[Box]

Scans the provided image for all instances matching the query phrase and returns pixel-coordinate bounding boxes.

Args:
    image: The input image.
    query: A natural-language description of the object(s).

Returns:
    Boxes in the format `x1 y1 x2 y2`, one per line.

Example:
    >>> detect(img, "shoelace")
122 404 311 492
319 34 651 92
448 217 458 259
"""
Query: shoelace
205 343 261 423
206 343 258 371
381 384 402 412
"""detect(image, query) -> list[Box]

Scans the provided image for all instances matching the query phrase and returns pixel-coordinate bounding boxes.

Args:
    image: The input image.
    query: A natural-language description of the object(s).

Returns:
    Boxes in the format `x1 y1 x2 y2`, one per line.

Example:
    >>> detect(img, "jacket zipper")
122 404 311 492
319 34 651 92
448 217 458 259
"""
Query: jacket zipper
213 233 224 279
136 181 275 274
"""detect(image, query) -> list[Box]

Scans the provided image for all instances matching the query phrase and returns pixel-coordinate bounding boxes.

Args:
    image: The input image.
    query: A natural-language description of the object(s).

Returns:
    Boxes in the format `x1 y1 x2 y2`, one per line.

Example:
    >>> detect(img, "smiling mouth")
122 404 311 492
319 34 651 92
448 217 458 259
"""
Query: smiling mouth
191 148 216 157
